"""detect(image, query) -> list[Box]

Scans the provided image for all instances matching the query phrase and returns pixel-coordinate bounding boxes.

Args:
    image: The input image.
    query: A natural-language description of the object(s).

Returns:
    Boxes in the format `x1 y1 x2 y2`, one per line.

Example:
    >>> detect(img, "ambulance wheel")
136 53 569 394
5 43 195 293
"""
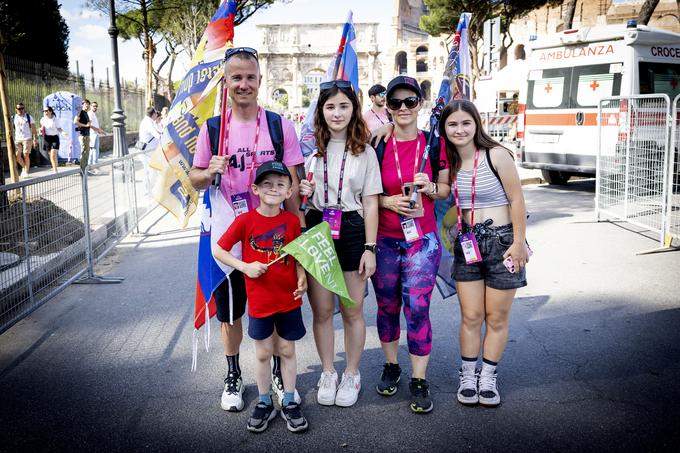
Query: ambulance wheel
541 170 570 185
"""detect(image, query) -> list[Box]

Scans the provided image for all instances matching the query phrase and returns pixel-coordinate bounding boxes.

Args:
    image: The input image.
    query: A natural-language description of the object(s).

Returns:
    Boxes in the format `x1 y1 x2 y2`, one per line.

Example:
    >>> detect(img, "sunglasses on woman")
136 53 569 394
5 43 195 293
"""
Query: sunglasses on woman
387 96 420 110
319 80 352 92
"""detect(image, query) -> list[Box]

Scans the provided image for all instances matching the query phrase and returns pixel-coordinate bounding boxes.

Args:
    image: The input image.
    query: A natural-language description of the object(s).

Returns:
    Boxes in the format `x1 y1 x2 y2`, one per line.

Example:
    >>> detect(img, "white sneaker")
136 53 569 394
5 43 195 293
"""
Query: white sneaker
335 371 361 407
21 169 28 178
316 369 338 406
457 367 479 405
271 371 302 406
220 372 245 412
478 369 500 407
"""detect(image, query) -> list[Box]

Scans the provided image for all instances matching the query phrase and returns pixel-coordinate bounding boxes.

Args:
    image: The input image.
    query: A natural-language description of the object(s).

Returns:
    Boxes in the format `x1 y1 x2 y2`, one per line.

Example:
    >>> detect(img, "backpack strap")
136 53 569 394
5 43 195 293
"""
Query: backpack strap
485 147 515 187
265 110 284 162
206 115 221 156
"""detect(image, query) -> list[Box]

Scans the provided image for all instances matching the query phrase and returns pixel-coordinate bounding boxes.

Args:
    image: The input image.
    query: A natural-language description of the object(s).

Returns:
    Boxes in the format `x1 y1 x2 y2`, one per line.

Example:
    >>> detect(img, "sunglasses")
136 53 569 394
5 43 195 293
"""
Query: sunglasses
43 110 49 112
319 80 352 92
225 47 258 61
16 106 24 110
387 96 420 110
376 92 386 98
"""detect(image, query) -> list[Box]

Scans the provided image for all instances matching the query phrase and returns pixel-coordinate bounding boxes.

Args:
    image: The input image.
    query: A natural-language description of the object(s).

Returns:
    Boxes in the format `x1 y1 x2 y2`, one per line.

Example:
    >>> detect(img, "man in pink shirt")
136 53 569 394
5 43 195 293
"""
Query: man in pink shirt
362 84 390 133
189 47 304 413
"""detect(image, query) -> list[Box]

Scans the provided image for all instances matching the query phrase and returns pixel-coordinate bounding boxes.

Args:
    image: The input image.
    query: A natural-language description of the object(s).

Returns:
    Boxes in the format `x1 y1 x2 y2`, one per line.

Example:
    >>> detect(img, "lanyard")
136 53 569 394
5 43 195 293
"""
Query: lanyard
391 132 421 189
372 109 386 125
222 107 263 192
322 148 349 208
452 148 480 233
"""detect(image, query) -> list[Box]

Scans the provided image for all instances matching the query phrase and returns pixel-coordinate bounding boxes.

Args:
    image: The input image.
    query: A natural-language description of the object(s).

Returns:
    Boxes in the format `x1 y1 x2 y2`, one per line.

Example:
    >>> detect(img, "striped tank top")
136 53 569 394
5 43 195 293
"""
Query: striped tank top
455 152 509 209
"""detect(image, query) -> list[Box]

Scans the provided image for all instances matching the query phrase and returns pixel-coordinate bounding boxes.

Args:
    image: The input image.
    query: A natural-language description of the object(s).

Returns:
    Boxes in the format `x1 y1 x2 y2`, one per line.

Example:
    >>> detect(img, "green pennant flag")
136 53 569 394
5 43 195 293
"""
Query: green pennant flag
282 222 356 307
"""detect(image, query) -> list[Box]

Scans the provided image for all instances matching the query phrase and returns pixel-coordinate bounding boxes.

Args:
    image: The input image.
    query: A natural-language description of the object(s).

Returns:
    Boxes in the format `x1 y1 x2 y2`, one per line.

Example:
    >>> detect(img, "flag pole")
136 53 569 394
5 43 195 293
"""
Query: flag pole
267 253 289 267
214 53 230 191
332 10 353 80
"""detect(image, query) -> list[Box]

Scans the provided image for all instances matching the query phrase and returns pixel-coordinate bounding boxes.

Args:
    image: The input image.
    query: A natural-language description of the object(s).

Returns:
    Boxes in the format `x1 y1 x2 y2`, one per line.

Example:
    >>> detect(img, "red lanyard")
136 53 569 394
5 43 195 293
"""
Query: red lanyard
452 148 480 233
322 148 349 209
222 107 263 191
372 109 386 125
391 132 421 189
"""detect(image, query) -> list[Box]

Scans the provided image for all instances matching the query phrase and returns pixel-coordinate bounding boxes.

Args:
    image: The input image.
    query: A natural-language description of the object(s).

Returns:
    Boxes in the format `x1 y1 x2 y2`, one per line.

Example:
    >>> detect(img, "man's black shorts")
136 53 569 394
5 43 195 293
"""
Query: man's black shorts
213 270 247 322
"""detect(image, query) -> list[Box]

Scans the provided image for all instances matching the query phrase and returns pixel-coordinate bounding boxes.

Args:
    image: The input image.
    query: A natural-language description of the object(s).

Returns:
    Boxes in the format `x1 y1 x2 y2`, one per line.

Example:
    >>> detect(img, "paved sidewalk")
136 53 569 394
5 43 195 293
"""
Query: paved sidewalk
1 180 679 452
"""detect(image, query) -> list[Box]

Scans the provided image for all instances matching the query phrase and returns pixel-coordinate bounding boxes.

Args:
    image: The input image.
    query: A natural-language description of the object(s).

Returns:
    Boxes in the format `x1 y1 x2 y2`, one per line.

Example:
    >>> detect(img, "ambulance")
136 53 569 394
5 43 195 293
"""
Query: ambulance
517 22 680 184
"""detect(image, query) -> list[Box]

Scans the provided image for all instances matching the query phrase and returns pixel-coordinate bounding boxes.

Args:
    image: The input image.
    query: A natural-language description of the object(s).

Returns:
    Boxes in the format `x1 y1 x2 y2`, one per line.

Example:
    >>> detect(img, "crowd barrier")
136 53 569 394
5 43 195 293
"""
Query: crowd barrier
0 150 157 334
596 94 680 250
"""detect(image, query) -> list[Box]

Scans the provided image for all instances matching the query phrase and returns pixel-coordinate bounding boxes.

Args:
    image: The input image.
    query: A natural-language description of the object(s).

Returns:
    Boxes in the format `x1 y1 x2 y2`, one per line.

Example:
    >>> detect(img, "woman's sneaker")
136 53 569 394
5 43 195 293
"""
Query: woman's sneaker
335 371 361 407
478 369 501 407
281 401 308 433
457 368 479 405
409 378 433 413
221 371 244 412
376 363 401 396
246 401 277 433
317 370 338 406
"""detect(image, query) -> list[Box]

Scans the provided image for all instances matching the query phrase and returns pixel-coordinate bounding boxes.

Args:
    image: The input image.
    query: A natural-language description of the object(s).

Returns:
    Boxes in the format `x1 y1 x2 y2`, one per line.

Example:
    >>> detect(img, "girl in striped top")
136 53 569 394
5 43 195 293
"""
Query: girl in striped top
440 99 529 408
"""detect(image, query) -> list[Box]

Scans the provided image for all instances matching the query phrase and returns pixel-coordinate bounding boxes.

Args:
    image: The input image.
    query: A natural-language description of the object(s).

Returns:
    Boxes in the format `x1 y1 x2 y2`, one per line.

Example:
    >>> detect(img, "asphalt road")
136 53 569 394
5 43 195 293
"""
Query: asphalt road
1 179 679 452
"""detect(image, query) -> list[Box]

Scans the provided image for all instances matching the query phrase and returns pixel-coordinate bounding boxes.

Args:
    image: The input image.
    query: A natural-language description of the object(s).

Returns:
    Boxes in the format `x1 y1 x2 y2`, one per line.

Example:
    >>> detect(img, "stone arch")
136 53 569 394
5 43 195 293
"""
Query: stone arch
303 68 326 99
416 45 428 73
420 80 431 101
395 51 407 75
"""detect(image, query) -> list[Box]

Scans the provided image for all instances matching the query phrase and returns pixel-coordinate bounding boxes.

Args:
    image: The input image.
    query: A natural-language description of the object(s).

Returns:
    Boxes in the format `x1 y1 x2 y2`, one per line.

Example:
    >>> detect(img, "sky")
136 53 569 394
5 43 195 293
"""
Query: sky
59 0 394 83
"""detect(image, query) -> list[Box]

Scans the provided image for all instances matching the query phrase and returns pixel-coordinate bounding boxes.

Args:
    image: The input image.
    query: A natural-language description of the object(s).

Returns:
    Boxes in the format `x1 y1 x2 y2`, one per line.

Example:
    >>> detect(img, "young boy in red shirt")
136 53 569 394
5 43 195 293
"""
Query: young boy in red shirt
215 161 308 433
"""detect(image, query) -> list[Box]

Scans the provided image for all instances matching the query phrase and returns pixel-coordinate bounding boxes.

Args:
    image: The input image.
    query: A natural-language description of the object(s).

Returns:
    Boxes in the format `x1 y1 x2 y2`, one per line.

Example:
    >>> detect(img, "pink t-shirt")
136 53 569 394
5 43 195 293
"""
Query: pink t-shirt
194 108 304 207
378 134 449 239
362 108 390 134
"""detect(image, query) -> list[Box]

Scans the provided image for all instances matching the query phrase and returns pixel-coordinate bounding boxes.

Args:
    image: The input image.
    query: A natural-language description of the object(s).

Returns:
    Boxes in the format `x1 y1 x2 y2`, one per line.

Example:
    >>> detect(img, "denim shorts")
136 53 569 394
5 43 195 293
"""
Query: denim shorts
248 306 306 341
305 209 366 271
453 221 527 290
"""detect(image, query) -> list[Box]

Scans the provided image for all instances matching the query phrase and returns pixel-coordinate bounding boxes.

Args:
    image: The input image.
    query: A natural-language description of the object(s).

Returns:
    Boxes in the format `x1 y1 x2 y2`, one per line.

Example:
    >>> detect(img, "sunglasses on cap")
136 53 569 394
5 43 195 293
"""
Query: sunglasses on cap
320 80 352 92
387 96 420 110
225 47 258 61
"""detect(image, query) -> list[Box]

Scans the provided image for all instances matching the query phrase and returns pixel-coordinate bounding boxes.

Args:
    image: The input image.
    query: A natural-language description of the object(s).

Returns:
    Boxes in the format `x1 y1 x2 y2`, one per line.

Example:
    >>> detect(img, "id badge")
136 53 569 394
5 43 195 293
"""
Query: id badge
323 208 342 239
400 216 423 243
230 192 252 216
459 232 482 264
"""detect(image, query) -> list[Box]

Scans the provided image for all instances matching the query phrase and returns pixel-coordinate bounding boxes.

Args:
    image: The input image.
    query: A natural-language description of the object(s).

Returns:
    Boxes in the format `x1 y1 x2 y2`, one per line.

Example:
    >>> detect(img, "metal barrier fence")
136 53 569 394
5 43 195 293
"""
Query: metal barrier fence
668 94 680 245
596 94 678 248
0 150 158 333
482 114 518 141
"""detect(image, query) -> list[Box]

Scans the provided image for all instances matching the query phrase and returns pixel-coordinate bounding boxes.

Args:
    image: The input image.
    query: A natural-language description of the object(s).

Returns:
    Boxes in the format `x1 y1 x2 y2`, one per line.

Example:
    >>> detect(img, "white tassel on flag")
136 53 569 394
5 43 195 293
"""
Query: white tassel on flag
191 329 199 372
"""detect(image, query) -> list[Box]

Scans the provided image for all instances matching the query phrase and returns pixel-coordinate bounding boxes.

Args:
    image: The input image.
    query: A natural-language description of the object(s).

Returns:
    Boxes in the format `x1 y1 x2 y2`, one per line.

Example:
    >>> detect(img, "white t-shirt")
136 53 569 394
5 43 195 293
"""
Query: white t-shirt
40 116 60 136
304 139 383 217
13 113 33 141
88 111 100 129
138 116 161 150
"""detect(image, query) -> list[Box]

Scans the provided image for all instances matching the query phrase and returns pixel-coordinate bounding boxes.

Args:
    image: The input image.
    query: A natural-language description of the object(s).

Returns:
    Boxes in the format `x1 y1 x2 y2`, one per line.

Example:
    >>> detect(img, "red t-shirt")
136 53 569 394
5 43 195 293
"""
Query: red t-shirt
217 209 301 318
378 134 449 239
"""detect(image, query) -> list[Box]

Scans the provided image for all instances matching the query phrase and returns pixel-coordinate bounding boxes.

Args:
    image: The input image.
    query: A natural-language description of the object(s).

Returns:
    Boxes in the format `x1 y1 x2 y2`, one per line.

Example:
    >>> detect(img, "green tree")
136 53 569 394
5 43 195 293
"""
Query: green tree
0 0 69 67
420 0 560 86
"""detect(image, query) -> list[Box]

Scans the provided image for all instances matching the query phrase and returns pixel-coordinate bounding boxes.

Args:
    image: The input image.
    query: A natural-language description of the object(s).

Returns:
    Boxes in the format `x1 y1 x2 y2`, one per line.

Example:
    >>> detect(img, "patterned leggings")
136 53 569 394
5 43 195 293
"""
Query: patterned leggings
371 232 442 356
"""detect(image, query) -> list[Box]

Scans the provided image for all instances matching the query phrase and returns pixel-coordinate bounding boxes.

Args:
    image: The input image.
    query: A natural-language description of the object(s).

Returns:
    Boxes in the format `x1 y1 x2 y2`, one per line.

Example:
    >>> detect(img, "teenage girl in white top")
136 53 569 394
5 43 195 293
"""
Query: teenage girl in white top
298 80 382 408
40 106 63 173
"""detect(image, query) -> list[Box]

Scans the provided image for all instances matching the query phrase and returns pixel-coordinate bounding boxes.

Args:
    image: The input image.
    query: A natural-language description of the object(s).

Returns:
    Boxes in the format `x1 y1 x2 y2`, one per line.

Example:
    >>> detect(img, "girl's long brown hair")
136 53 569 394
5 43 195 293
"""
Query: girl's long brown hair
438 99 511 183
313 85 370 156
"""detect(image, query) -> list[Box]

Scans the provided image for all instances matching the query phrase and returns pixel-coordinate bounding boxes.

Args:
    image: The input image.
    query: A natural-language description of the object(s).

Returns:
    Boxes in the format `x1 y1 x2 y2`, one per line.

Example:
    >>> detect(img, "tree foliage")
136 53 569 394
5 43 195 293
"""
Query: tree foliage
0 0 69 67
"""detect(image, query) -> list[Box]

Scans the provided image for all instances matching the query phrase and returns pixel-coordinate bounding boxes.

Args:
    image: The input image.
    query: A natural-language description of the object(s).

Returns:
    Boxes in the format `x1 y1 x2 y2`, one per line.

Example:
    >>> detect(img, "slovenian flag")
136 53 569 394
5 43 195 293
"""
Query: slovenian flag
336 11 359 93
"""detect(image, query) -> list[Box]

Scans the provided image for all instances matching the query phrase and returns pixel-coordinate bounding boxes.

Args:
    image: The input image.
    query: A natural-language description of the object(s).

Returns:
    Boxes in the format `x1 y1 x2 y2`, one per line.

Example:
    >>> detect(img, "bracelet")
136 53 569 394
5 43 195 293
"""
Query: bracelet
428 182 437 195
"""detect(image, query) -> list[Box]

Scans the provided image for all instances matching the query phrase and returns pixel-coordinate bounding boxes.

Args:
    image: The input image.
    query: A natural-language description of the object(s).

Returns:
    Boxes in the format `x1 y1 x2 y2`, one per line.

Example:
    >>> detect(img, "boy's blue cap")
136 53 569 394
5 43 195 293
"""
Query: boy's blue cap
254 160 292 185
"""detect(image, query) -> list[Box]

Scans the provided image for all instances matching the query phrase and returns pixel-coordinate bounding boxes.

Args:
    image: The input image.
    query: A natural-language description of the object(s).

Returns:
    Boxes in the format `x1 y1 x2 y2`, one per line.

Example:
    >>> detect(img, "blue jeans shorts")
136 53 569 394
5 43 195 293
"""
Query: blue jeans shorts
248 306 306 341
453 221 527 290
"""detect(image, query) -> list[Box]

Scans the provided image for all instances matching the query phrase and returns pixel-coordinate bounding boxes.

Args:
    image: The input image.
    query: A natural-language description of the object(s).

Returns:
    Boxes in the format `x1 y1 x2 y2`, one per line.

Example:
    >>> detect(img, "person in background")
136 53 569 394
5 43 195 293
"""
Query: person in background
74 99 92 170
371 76 451 414
40 106 63 173
88 101 106 175
440 99 528 408
160 106 170 128
362 84 390 134
13 102 38 178
298 80 382 408
138 107 162 195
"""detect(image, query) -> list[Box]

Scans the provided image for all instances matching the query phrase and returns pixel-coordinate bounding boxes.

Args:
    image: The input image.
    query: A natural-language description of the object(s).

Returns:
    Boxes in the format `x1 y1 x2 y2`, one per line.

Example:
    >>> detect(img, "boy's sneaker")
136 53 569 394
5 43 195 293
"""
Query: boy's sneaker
409 378 433 414
221 371 245 412
246 401 277 433
271 371 302 406
316 369 338 406
281 401 308 433
478 369 501 407
376 363 401 396
335 371 361 407
457 368 479 405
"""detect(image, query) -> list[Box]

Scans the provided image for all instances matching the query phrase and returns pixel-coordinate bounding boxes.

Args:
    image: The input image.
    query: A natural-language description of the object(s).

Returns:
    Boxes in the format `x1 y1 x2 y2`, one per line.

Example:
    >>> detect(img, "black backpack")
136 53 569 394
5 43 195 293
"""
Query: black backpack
206 110 284 160
371 130 442 183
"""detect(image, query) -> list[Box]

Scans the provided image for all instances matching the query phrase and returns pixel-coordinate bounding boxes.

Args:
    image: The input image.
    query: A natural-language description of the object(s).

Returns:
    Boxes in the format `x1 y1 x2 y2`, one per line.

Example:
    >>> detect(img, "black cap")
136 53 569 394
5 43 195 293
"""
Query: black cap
368 84 386 97
386 76 422 99
254 160 292 185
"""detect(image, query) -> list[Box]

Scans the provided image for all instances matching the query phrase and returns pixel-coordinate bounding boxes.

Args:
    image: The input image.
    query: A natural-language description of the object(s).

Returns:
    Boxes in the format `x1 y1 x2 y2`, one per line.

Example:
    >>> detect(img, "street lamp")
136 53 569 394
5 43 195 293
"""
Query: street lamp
108 0 128 157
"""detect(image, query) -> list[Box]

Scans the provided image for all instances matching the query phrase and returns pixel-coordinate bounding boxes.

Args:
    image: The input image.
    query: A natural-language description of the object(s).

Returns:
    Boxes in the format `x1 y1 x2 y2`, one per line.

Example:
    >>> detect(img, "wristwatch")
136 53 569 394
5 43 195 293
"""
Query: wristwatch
364 243 377 253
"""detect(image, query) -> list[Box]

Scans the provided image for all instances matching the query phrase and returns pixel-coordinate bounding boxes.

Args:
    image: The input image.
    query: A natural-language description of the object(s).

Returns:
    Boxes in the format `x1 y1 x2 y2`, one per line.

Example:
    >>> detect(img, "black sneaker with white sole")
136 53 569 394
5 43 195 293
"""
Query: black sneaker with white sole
281 402 308 433
409 378 433 413
246 401 277 433
376 362 401 396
